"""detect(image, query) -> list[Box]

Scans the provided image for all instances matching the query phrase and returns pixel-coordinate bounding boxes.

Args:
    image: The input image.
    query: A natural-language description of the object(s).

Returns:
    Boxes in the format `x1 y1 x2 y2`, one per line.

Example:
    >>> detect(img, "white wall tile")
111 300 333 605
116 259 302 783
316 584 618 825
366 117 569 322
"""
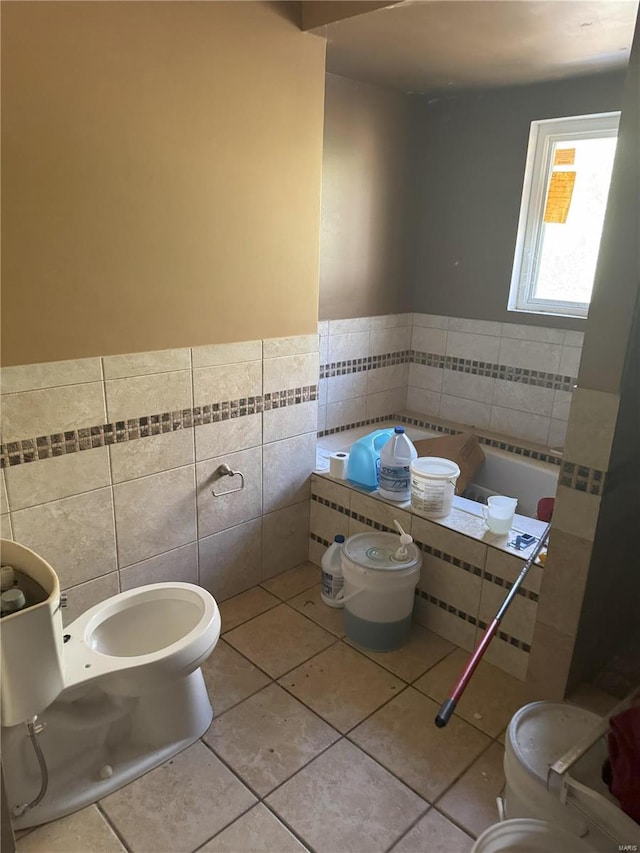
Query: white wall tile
439 395 491 429
2 383 107 443
114 466 196 567
419 553 482 620
191 341 262 368
328 318 371 335
559 346 582 378
563 388 619 470
0 514 11 540
263 335 318 359
327 373 368 404
102 349 190 379
411 314 449 329
406 387 440 416
491 380 555 416
442 371 496 405
310 497 349 542
370 314 410 329
263 432 315 513
366 387 405 420
479 580 536 644
552 390 573 421
350 492 411 536
62 572 120 627
326 397 367 431
553 486 601 541
489 406 550 445
120 542 198 591
263 402 317 444
414 599 476 651
498 338 561 374
193 361 262 406
448 318 502 337
411 326 447 355
263 352 319 394
369 326 410 356
5 447 111 510
1 358 102 394
106 371 192 421
195 414 262 462
317 405 327 434
12 487 117 587
111 429 195 482
327 332 370 363
262 501 310 580
311 474 352 509
0 471 8 515
547 419 568 449
563 330 585 347
446 332 500 363
408 363 443 393
411 516 486 567
319 334 329 365
318 321 329 336
500 324 564 344
196 446 262 538
366 364 408 395
199 518 262 600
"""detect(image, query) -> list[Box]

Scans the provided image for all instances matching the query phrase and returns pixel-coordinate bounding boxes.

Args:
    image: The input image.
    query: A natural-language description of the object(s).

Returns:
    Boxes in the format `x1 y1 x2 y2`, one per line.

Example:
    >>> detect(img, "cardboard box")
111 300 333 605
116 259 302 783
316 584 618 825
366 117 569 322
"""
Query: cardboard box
413 431 485 495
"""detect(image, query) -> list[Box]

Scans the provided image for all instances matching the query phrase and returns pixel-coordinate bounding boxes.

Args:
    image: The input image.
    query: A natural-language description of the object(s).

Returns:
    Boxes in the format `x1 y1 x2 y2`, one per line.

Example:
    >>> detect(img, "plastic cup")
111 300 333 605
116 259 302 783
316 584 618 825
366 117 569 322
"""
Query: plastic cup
482 496 518 534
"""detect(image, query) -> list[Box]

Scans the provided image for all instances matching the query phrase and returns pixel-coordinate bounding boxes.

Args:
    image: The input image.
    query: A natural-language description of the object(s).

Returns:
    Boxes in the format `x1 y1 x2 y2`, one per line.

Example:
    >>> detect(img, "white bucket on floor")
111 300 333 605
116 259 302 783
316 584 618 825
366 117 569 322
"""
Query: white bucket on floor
472 819 594 853
340 532 421 652
410 457 460 518
504 701 606 838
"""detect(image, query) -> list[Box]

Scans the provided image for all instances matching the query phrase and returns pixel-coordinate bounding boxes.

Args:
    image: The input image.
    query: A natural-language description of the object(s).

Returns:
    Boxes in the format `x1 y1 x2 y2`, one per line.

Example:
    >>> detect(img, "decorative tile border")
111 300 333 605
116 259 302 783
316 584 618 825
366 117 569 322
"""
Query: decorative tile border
411 350 576 393
319 412 564 467
559 460 606 496
0 385 317 468
319 349 577 393
320 351 408 379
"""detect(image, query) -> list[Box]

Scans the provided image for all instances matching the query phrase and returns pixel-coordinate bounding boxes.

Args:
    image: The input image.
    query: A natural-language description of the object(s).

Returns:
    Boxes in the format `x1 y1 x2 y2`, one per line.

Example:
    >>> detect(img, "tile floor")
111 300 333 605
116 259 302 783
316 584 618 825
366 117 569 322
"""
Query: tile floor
14 562 616 853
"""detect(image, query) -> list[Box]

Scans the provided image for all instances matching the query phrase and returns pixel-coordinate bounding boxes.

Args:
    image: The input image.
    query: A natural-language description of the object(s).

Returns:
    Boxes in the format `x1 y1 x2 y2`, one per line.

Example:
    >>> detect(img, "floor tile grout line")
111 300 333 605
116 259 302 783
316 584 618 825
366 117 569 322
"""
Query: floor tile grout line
382 803 434 853
96 801 134 853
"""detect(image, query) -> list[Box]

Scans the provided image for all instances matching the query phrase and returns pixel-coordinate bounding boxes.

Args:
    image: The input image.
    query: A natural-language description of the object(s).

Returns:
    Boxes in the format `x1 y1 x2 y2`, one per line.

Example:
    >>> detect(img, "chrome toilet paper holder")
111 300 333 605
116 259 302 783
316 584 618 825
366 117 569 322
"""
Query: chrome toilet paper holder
211 463 245 496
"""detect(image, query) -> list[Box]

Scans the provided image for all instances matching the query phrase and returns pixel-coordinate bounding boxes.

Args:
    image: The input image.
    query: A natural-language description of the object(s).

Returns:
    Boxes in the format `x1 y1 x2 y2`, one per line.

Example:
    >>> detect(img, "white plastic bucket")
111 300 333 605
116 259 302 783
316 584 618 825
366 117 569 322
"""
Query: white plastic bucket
341 532 421 652
410 457 460 519
472 819 594 853
504 702 604 838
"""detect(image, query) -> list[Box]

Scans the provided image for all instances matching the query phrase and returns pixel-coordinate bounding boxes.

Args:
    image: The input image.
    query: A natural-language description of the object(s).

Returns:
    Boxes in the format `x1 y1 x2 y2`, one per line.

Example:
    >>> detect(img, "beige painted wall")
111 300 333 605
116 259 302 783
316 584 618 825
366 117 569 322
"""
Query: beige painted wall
1 1 326 366
319 73 410 320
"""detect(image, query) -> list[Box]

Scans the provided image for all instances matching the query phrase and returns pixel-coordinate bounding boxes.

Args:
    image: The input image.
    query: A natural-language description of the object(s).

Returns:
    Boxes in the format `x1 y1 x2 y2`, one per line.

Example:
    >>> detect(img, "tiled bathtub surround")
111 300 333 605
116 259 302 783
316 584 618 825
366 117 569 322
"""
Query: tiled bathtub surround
318 313 582 450
309 473 543 680
0 337 319 622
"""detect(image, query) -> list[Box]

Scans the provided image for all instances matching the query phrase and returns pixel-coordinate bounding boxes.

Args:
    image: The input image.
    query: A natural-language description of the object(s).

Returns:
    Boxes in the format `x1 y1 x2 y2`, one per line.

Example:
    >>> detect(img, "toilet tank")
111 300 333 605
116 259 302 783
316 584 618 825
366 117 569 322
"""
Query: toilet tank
0 540 64 727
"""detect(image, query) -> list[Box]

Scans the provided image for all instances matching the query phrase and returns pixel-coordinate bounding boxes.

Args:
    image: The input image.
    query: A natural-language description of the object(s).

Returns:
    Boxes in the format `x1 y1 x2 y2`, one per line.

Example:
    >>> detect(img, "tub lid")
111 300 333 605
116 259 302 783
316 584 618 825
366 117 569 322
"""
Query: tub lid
343 532 421 571
507 701 603 782
472 819 594 853
410 457 461 478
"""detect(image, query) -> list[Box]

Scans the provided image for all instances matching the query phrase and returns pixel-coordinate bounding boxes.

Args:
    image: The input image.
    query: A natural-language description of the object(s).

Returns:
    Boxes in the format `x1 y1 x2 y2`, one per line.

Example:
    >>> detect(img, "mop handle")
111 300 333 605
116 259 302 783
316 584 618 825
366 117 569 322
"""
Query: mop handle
435 522 551 728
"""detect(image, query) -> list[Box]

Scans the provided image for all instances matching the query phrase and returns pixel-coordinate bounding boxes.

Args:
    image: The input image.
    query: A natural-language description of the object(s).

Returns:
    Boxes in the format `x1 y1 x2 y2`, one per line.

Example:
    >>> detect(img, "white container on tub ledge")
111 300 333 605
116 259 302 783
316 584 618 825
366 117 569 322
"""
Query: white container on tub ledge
410 457 460 519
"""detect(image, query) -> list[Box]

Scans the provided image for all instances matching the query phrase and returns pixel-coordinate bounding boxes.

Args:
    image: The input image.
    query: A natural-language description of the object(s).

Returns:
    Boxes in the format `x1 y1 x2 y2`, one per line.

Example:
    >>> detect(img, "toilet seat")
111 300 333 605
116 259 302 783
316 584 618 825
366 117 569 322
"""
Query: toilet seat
62 583 220 696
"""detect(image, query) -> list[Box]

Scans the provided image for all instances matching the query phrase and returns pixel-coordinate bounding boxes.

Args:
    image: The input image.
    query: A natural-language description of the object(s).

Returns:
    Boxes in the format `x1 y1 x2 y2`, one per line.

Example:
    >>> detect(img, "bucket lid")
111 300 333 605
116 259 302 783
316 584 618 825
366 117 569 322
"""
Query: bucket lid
343 532 421 571
472 819 594 853
507 701 602 783
410 457 460 479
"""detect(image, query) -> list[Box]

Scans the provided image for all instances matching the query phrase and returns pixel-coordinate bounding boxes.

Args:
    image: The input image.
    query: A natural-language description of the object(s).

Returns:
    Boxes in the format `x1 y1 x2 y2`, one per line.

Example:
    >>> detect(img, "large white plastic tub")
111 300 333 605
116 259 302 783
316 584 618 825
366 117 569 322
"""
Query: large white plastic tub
472 818 594 853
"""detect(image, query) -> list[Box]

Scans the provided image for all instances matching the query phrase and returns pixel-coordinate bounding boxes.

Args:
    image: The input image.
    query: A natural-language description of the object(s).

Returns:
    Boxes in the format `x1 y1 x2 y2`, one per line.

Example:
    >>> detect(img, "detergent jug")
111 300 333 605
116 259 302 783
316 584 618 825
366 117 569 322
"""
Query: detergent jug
346 429 394 490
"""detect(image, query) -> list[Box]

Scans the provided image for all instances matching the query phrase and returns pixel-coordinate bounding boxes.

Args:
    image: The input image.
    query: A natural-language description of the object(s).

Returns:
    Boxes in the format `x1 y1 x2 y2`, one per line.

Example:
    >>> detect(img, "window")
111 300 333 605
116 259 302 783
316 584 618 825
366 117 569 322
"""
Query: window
508 112 619 319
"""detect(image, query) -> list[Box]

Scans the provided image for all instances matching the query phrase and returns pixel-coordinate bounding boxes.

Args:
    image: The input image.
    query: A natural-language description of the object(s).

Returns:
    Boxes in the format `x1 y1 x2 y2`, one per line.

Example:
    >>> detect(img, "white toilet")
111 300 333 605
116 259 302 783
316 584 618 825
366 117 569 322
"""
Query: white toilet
0 540 221 829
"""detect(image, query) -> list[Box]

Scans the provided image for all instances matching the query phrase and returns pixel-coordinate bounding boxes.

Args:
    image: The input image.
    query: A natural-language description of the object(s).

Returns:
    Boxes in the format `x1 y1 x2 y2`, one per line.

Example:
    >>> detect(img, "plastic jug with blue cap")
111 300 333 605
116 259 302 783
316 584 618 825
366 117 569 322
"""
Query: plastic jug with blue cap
346 428 394 490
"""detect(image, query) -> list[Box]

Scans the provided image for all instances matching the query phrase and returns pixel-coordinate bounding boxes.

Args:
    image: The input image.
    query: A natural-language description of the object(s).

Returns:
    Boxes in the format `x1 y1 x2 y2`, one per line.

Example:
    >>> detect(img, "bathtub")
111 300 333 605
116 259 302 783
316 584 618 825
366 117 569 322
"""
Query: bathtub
317 423 559 518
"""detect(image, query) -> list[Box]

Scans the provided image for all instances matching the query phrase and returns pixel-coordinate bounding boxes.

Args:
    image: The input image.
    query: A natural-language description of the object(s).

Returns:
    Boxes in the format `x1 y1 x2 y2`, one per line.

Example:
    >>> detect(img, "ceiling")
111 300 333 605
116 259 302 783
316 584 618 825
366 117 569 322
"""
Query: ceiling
321 0 639 95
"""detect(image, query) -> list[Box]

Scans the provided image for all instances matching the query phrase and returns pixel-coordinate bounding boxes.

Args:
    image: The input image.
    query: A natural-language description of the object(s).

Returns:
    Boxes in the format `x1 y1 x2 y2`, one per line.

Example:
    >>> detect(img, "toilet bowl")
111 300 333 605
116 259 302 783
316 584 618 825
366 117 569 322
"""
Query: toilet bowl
2 580 222 828
62 582 220 697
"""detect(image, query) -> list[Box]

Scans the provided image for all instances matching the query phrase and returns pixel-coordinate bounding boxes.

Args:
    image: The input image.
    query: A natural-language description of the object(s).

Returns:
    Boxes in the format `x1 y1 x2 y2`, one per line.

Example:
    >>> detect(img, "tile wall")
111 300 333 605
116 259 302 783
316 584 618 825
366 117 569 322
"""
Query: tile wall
309 475 537 680
0 336 319 623
319 313 583 450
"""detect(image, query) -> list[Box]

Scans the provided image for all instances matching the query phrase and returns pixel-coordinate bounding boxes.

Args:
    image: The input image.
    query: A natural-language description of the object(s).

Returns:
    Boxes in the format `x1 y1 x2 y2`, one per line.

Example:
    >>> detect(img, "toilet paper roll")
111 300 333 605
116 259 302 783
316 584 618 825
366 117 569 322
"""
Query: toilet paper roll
329 452 349 480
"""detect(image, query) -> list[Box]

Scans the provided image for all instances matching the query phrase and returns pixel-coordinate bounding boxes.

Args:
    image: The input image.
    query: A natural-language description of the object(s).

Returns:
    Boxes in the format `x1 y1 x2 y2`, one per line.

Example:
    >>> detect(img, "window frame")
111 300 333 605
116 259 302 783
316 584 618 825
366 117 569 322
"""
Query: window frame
508 111 620 320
